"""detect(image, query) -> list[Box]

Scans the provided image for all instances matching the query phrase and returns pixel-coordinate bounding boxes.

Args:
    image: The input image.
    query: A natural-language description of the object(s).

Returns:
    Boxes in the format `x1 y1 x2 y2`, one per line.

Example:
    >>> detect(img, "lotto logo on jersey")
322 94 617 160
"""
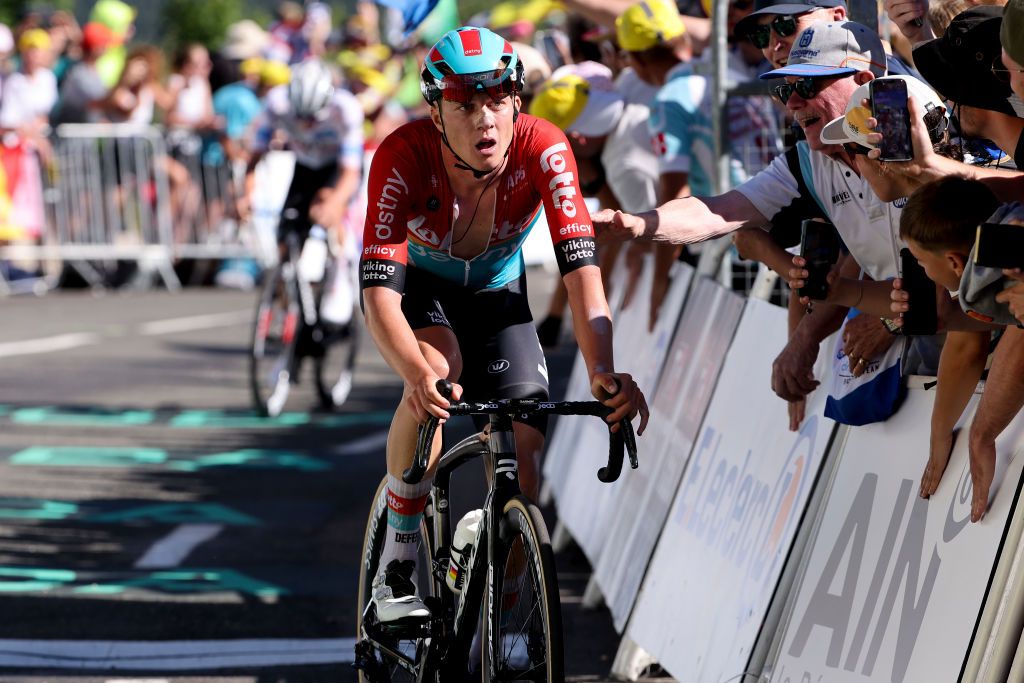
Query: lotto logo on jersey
539 142 578 218
652 132 668 157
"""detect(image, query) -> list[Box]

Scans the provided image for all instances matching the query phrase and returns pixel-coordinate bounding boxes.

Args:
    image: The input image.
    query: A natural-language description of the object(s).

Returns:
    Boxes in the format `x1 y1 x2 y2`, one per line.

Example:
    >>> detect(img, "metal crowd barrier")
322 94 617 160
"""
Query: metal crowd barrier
0 123 267 296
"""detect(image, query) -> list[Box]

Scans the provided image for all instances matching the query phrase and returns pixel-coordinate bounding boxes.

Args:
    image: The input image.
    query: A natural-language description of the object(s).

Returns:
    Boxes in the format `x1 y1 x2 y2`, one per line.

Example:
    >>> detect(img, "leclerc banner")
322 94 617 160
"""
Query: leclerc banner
594 275 744 631
554 261 691 564
768 386 1024 683
627 297 836 682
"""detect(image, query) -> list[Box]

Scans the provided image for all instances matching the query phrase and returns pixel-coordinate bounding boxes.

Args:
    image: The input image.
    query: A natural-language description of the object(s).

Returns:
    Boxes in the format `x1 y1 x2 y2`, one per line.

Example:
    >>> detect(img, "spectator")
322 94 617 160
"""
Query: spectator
913 7 1023 163
51 22 115 126
0 29 58 137
896 178 1001 503
267 1 306 64
167 44 217 131
46 10 82 84
1001 0 1024 103
89 0 136 88
597 22 928 410
213 20 270 93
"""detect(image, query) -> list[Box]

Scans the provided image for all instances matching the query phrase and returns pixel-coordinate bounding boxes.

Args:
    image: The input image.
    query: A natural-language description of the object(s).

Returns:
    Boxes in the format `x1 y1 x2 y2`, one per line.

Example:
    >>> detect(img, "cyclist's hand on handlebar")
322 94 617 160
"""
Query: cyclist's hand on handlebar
591 372 649 436
406 373 462 423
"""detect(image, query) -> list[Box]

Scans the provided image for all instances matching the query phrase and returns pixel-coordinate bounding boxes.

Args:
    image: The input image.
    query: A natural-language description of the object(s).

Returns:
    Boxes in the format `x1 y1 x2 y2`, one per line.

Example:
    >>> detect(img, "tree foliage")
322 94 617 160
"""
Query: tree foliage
160 0 243 51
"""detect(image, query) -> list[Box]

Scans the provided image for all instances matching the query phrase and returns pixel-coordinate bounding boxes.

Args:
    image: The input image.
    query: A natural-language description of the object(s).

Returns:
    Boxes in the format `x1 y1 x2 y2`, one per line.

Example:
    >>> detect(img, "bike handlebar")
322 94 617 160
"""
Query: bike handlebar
402 380 639 485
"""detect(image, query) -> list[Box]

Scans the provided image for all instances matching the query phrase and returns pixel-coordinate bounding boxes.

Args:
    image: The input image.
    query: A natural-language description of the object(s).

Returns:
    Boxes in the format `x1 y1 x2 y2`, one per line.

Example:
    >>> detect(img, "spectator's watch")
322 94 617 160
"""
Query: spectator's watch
880 317 903 335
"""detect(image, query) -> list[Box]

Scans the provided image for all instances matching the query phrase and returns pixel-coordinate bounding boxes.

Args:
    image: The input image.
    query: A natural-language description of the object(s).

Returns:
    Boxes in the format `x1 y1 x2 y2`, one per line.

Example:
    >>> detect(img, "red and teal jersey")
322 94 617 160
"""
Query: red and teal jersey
360 114 598 292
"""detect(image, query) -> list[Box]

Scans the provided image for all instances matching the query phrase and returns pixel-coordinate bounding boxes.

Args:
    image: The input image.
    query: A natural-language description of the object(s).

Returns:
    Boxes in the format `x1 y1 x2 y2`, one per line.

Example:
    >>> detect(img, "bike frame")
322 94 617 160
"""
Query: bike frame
361 414 520 680
358 394 637 681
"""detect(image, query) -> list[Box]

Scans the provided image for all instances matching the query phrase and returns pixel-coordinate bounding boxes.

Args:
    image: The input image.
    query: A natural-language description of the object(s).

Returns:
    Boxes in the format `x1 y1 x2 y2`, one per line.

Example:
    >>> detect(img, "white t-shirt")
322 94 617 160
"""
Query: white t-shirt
169 73 212 126
602 102 658 214
0 68 57 129
252 85 364 170
615 67 659 107
736 141 905 280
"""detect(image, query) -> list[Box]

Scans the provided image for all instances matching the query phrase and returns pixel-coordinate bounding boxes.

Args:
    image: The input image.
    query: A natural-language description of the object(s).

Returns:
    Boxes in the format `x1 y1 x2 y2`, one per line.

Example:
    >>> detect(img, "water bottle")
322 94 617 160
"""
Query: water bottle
447 509 484 594
297 225 328 283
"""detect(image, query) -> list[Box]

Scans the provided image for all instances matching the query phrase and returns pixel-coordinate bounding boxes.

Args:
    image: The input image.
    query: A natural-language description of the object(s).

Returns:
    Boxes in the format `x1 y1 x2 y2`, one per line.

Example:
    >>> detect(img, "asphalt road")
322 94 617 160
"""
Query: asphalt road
0 270 628 682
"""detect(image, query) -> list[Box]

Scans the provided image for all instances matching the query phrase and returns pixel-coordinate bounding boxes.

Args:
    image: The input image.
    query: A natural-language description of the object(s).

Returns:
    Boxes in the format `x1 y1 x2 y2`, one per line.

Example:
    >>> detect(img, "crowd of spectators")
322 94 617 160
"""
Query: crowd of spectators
2 0 1024 527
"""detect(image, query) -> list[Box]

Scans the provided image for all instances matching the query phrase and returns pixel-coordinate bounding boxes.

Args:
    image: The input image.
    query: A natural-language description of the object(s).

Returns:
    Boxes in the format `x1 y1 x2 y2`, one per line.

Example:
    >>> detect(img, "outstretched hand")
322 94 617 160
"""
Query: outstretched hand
592 208 645 243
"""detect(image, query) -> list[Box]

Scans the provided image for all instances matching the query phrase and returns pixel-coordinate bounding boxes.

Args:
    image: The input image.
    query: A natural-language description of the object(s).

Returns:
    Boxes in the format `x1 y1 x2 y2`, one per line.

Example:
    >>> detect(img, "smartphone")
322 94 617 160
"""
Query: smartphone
871 78 913 162
975 222 1024 269
899 247 938 335
798 218 841 300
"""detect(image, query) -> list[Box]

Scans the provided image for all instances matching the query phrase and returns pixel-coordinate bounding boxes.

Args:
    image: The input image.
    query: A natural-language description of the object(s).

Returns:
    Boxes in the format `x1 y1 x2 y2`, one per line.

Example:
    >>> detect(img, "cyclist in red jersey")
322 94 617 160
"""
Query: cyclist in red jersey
360 26 649 624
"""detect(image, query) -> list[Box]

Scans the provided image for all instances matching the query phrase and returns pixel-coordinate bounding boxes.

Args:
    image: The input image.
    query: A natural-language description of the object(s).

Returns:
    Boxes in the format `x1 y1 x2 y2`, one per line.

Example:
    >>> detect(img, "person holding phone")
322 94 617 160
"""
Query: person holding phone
596 22 926 409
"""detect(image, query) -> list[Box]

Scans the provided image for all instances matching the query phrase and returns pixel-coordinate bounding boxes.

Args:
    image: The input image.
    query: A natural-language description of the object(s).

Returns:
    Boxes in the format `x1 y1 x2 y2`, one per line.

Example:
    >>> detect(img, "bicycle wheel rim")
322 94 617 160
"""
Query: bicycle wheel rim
356 475 437 683
249 265 298 417
483 497 564 683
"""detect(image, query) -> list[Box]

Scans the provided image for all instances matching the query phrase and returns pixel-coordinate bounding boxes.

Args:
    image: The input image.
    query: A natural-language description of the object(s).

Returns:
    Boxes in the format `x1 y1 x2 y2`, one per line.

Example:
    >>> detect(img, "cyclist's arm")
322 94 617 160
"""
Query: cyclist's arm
563 265 614 378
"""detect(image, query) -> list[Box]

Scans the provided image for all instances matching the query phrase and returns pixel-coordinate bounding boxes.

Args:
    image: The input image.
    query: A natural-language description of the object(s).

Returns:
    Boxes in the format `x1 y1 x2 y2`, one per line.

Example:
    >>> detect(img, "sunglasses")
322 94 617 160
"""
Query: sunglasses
991 56 1024 83
771 76 834 104
747 14 798 49
437 70 518 104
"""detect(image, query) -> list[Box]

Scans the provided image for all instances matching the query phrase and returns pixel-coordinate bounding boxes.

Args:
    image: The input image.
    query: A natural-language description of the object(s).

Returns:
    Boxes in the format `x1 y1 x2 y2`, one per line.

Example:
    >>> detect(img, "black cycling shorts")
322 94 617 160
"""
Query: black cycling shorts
277 162 339 241
401 267 550 434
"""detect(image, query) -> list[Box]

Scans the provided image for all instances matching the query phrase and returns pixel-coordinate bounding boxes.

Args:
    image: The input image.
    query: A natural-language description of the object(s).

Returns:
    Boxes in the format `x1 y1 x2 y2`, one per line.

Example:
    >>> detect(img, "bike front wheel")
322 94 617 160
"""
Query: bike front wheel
250 263 300 417
356 475 438 683
482 496 564 682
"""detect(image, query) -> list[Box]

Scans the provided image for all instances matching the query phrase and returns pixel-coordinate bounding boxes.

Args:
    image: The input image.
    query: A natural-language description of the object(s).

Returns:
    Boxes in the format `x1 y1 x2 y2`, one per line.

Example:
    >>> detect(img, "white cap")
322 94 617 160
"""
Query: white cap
820 75 947 149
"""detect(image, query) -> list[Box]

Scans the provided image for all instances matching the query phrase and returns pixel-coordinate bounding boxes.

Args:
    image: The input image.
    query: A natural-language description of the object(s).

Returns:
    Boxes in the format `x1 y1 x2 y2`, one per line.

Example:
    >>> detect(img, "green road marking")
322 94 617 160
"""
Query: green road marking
8 447 329 473
170 410 310 428
11 447 168 467
0 567 285 597
316 411 393 428
88 502 259 525
0 499 78 520
0 567 76 592
169 449 330 472
11 407 155 427
74 570 285 597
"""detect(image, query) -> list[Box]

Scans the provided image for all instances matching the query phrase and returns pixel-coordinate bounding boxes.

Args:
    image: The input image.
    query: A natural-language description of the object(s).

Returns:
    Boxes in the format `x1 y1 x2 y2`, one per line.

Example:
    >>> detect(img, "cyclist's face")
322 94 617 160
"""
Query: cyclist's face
432 93 520 172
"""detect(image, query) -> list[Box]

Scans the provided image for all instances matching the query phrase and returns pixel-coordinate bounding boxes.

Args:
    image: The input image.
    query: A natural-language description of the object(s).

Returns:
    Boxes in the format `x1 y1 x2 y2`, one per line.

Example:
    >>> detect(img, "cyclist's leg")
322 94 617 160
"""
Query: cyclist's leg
373 273 463 623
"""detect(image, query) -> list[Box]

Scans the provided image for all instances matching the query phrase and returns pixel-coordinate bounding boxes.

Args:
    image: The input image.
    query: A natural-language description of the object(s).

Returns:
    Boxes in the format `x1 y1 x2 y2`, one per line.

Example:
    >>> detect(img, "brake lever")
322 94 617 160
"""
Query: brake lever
402 379 455 484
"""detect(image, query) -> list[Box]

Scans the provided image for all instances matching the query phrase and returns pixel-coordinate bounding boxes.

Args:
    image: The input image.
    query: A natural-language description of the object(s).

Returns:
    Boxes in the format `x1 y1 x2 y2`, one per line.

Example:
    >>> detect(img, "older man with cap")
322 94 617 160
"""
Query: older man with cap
599 22 932 409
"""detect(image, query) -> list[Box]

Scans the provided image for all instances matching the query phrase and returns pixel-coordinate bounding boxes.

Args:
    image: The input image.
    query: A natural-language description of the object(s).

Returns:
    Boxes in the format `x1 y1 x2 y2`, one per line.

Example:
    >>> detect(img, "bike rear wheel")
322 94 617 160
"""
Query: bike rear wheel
356 475 438 683
250 263 300 417
482 496 564 682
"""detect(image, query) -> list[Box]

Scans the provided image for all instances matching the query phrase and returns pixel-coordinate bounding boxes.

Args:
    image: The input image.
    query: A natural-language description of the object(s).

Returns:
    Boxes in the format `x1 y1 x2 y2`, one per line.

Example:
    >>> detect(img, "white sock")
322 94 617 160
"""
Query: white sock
379 474 432 578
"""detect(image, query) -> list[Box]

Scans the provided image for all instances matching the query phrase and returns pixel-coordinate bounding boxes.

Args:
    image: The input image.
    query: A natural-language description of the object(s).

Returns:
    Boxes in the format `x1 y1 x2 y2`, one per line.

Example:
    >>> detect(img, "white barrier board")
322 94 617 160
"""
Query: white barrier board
627 297 835 682
595 276 744 631
769 388 1024 683
554 262 692 563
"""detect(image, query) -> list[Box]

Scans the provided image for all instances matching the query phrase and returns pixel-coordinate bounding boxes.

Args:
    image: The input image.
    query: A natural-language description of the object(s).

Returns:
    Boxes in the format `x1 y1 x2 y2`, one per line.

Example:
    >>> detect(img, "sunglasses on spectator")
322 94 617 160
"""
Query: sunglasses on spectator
747 14 798 49
991 57 1024 83
771 76 834 104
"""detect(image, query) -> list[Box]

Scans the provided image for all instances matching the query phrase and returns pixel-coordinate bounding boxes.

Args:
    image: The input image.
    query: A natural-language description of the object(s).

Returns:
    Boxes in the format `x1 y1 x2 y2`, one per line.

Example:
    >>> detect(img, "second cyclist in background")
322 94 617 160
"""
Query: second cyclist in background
242 59 365 336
